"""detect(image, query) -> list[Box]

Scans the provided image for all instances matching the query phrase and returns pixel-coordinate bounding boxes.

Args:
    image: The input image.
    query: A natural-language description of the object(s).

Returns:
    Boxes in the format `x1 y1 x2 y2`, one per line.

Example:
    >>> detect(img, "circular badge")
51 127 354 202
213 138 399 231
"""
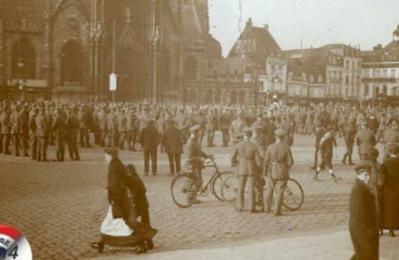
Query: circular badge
0 225 32 260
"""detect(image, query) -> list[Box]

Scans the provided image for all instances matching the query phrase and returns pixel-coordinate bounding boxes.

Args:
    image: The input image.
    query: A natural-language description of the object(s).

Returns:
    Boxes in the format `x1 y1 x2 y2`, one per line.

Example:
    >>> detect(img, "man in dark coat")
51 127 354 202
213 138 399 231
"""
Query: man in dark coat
139 120 160 176
162 119 185 176
380 145 399 237
349 162 379 260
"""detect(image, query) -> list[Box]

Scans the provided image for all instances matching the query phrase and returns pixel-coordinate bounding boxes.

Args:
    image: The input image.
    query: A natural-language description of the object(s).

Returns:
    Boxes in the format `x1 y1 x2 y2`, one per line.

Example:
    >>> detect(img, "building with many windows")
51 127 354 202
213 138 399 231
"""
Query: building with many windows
361 25 399 105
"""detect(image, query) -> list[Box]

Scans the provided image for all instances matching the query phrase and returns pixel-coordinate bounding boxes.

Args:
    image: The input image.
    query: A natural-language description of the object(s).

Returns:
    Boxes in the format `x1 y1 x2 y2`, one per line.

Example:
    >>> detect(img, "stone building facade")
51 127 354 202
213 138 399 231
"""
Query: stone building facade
361 25 399 105
0 0 210 102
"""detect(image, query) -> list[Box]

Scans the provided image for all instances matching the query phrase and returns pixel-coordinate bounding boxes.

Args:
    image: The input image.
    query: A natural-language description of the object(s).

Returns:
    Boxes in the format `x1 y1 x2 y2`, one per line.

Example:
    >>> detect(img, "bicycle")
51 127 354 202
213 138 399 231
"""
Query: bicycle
170 157 234 208
220 176 305 211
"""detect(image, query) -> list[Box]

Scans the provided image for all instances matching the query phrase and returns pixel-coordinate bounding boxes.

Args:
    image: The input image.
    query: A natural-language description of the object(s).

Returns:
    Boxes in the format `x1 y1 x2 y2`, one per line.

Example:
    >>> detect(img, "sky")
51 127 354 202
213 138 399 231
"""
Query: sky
209 0 399 56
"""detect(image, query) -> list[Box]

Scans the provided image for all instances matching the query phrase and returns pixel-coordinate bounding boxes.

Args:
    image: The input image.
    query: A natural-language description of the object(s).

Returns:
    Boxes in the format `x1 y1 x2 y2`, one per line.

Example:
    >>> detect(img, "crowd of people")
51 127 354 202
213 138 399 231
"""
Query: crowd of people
1 98 399 257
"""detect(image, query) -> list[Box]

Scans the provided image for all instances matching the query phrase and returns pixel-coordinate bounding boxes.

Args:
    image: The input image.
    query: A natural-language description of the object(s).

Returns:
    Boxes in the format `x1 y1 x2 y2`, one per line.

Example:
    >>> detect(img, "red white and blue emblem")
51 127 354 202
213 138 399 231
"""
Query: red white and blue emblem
0 225 31 260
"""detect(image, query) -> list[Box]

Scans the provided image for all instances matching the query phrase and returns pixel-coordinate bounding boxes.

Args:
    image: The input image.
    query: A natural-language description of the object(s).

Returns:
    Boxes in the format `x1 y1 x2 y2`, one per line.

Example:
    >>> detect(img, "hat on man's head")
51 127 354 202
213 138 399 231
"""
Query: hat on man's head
190 125 200 132
274 129 286 138
355 161 372 173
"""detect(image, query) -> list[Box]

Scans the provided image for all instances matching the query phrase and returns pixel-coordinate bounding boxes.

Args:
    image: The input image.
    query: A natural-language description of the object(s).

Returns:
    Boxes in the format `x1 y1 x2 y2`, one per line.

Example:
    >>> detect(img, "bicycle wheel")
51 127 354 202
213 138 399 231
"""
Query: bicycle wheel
282 178 304 211
170 173 199 208
220 175 237 202
211 171 234 201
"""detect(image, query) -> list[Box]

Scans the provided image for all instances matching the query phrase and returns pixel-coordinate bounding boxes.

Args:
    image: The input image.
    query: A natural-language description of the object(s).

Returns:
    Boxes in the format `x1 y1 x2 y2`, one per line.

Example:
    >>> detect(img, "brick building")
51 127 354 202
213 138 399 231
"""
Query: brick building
0 0 209 102
203 18 281 105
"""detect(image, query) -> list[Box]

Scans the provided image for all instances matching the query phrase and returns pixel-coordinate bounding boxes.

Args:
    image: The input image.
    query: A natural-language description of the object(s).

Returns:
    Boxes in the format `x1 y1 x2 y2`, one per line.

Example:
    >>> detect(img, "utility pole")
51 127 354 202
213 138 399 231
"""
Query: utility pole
111 20 116 103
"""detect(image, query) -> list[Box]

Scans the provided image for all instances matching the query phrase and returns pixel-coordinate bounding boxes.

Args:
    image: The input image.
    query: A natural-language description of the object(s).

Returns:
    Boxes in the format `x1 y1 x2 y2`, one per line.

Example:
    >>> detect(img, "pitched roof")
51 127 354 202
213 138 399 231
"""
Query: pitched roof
227 21 281 58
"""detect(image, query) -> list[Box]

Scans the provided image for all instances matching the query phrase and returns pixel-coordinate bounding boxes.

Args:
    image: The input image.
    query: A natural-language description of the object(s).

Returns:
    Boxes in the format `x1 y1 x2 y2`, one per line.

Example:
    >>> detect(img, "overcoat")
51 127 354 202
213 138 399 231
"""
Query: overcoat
380 157 399 230
349 179 379 260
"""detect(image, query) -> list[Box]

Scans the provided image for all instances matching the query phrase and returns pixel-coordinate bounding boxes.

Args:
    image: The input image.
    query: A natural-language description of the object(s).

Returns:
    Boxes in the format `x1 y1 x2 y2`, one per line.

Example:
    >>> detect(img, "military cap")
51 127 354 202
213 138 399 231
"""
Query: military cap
190 125 200 132
274 129 286 138
355 161 372 172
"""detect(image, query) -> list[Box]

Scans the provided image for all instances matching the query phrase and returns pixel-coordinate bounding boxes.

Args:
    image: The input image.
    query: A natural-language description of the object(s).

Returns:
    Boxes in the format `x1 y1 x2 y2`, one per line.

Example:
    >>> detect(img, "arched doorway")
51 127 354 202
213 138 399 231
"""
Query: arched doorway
60 39 83 84
115 48 144 101
12 36 36 79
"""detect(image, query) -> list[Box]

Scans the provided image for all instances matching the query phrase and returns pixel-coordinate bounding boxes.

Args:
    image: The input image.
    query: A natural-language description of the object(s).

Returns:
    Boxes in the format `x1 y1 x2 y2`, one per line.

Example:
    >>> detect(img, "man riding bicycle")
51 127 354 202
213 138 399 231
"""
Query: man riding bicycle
184 125 213 203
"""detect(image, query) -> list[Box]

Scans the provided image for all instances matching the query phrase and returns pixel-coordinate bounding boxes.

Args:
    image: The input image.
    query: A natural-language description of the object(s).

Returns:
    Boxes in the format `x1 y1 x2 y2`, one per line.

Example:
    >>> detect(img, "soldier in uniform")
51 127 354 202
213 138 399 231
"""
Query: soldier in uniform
19 104 30 157
52 108 67 161
218 109 231 147
251 124 266 212
185 125 212 203
231 127 261 213
0 105 11 155
78 106 91 148
10 105 20 156
355 121 377 161
118 108 128 150
111 108 121 147
35 106 48 162
127 107 138 151
205 110 217 147
229 112 247 146
263 129 294 216
29 107 39 160
342 118 357 165
66 108 80 160
381 120 399 161
98 107 108 147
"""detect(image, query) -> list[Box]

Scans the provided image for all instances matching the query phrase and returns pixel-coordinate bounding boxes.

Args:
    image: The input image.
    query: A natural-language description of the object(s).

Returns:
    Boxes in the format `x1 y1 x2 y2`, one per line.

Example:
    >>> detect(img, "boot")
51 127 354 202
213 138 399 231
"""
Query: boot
313 171 321 181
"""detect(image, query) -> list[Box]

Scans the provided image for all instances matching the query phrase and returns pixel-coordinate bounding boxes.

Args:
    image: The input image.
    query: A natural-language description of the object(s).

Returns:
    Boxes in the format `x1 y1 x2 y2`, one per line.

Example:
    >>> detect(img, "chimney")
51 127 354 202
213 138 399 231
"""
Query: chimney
246 18 253 28
394 24 399 41
264 24 269 31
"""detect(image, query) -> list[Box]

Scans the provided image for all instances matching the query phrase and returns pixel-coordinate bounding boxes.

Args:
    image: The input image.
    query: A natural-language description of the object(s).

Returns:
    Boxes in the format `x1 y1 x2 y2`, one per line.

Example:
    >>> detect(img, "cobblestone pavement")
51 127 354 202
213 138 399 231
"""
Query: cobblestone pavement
0 134 380 259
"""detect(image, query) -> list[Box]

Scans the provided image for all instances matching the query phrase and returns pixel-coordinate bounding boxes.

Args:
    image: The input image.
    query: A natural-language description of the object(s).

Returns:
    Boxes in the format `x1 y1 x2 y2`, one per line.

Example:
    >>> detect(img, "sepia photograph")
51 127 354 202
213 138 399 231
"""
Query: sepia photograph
0 0 399 259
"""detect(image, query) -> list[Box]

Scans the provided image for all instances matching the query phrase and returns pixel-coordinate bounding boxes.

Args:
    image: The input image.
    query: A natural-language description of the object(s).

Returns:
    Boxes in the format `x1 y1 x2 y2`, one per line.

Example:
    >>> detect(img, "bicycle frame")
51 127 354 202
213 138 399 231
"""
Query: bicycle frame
192 158 221 192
